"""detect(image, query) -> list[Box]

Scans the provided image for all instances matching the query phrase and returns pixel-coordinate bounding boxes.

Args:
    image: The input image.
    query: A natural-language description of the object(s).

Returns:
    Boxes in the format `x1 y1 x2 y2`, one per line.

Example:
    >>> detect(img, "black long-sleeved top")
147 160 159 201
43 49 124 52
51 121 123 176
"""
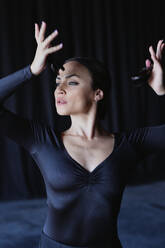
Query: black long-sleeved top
0 66 165 248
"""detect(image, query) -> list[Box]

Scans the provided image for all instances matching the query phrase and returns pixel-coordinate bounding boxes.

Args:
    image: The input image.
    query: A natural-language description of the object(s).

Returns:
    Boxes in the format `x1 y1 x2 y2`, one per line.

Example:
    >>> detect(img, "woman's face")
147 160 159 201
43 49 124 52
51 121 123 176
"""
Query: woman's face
54 61 97 116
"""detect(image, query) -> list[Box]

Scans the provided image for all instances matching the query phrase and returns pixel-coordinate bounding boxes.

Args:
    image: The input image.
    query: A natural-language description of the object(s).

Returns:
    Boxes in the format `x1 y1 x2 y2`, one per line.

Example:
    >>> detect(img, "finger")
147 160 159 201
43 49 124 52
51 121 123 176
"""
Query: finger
156 39 163 59
149 45 158 63
159 43 165 60
160 43 165 52
145 59 151 68
39 21 47 42
47 43 63 55
43 29 58 48
35 23 40 42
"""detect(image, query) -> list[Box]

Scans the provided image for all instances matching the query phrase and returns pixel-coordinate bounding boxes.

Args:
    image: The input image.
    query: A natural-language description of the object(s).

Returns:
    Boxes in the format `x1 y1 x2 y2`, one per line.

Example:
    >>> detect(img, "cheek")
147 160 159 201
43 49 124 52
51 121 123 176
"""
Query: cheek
71 90 94 109
54 87 94 112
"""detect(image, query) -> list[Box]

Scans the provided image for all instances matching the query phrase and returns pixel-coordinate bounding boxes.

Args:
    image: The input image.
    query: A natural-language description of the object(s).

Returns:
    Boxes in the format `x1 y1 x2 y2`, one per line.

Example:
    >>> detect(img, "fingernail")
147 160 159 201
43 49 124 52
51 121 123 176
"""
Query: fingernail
54 29 58 34
59 43 63 47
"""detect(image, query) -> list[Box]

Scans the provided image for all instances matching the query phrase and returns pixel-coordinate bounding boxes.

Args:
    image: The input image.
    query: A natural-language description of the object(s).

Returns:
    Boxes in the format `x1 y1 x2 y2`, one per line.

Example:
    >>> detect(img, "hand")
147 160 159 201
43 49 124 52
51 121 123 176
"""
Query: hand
30 21 63 76
146 39 165 95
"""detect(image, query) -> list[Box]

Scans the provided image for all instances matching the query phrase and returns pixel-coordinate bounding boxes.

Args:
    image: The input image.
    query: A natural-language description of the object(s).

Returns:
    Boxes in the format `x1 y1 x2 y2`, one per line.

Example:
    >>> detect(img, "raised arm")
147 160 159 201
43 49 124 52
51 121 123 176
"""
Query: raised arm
146 39 165 96
0 21 63 153
124 124 165 158
124 40 165 157
0 22 63 101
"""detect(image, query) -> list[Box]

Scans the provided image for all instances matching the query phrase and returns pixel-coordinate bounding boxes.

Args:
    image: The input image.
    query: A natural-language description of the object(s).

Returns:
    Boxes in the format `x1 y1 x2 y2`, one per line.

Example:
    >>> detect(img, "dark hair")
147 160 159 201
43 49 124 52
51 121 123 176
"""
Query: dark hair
51 57 111 119
53 57 111 120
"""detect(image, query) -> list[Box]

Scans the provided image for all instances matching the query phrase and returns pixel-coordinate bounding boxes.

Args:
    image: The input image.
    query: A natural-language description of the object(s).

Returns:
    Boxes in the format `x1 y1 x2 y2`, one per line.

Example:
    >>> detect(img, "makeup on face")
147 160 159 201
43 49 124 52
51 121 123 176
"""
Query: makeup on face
56 97 67 105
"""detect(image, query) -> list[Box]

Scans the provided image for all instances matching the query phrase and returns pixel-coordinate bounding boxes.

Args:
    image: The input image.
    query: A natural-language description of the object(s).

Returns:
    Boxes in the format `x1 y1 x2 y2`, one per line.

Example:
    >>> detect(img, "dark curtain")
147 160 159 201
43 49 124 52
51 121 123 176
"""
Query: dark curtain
0 0 165 200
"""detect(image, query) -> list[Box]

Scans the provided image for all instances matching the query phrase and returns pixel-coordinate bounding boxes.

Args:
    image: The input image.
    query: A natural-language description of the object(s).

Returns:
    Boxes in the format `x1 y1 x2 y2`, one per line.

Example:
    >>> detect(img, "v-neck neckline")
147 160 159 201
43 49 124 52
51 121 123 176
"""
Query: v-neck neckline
57 131 123 175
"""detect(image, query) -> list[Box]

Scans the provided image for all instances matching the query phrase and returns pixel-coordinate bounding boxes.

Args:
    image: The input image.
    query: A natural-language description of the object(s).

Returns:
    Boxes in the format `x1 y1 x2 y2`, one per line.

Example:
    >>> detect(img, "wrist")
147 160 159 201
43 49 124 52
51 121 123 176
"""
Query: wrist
151 85 165 95
30 64 39 76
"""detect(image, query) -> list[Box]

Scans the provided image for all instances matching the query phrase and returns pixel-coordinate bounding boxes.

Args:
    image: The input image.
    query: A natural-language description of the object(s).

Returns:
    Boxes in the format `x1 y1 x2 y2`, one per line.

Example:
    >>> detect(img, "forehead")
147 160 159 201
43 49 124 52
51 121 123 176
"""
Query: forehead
57 61 92 80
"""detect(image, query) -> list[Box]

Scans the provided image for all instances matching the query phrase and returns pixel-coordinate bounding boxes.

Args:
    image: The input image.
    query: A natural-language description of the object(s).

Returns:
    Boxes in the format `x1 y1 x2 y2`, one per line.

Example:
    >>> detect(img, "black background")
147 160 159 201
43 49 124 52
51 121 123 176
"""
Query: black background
0 0 165 200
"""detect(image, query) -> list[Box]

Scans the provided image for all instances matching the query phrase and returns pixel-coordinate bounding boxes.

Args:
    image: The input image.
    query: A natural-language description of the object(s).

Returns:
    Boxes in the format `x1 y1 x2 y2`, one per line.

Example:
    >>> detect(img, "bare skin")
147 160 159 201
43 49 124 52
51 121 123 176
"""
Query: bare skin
30 22 115 172
54 61 115 172
61 131 114 173
30 21 165 172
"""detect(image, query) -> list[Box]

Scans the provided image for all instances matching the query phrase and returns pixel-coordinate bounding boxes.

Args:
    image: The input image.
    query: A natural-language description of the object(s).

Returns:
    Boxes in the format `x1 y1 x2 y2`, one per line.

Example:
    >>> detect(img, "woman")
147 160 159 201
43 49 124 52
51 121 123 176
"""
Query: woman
0 21 165 248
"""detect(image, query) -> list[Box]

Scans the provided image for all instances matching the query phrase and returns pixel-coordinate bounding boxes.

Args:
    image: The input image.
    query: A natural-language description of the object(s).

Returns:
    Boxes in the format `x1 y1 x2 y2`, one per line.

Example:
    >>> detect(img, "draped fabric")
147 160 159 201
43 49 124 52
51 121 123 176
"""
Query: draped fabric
0 0 165 200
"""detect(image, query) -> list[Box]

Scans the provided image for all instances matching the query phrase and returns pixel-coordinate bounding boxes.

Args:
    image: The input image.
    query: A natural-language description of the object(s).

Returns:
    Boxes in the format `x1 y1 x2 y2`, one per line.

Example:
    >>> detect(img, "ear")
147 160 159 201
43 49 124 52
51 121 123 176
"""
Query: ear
94 89 104 102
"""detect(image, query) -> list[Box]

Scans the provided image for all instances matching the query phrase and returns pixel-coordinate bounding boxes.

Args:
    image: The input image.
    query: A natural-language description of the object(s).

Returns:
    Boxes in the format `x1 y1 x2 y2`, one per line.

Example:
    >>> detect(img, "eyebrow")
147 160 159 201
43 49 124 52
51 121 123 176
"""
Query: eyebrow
56 74 80 80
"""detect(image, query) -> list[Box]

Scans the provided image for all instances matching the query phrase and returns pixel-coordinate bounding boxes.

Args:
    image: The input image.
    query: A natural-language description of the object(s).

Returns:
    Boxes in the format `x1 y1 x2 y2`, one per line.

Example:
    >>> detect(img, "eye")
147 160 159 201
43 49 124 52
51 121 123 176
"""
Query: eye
68 82 79 85
55 81 79 88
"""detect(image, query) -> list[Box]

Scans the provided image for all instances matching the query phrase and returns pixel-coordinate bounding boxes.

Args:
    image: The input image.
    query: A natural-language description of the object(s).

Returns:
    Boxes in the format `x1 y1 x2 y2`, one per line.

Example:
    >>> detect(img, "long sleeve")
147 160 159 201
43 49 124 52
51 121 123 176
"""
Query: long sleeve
0 66 40 154
0 66 32 102
124 124 165 157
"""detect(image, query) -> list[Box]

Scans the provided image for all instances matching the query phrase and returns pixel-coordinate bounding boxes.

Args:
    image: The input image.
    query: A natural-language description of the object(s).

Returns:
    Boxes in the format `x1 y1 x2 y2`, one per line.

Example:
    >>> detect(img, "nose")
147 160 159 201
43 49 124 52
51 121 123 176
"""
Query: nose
55 85 66 95
58 90 65 95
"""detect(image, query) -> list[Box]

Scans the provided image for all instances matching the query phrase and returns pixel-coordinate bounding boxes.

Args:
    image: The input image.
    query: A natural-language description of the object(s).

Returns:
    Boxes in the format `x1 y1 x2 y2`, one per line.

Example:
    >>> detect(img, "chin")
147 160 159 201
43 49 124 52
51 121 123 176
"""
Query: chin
56 108 71 116
57 112 69 116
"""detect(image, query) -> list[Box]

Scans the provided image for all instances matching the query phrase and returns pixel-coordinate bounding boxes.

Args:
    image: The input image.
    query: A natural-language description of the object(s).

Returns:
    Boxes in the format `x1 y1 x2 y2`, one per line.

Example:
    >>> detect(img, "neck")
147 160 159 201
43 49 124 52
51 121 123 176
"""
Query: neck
66 113 103 141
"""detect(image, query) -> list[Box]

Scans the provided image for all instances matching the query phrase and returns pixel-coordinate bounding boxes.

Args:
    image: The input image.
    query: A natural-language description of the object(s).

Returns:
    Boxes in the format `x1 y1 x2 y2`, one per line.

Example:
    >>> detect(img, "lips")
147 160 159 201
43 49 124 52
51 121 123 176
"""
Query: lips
56 98 67 104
